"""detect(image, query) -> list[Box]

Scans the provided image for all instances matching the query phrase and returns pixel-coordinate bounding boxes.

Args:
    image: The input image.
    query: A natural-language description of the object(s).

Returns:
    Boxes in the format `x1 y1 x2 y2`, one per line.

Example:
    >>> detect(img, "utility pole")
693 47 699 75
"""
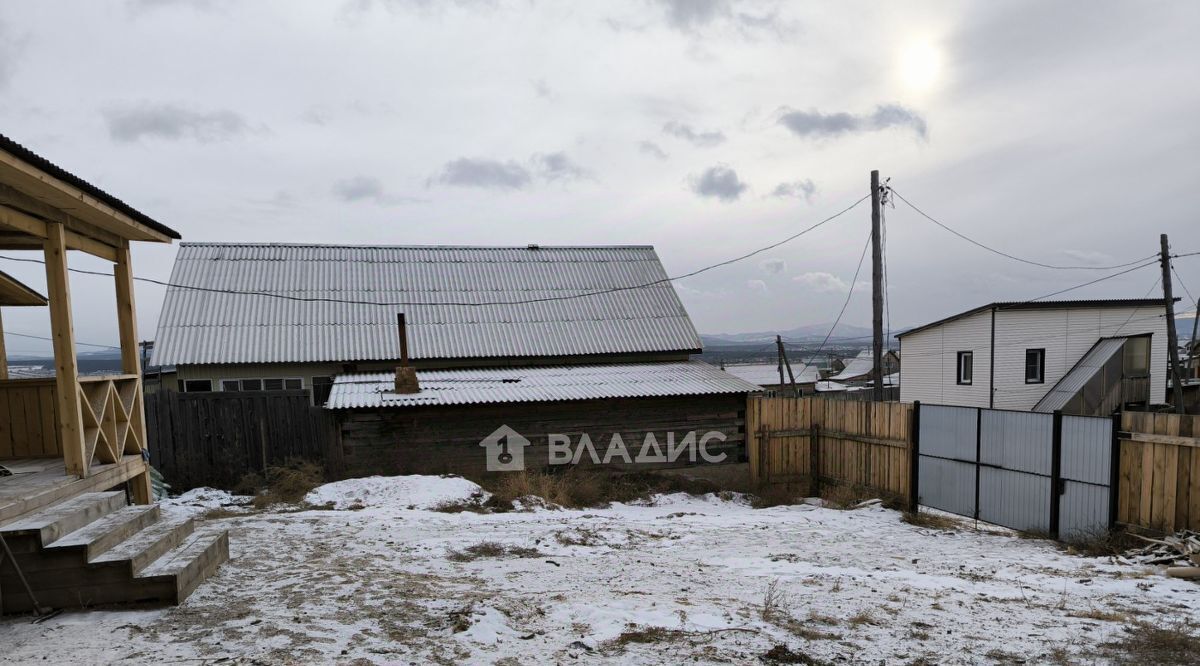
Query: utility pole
776 335 796 392
871 170 884 402
1160 234 1185 413
1189 297 1199 377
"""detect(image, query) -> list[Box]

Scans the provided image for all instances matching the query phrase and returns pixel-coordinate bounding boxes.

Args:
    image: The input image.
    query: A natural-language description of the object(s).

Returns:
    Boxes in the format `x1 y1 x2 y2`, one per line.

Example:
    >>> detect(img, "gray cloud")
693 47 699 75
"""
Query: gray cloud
638 141 668 160
531 78 554 100
333 176 425 205
760 258 786 274
104 104 252 142
0 21 28 89
534 152 589 182
127 0 222 11
655 0 729 31
778 104 928 140
769 178 816 202
662 120 725 147
689 164 746 202
434 157 533 190
333 176 385 202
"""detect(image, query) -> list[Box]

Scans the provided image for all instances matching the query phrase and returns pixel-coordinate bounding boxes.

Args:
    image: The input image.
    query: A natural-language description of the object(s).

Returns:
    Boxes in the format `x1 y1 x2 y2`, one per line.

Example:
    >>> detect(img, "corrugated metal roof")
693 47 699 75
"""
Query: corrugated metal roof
722 363 819 386
325 360 760 409
897 299 1171 339
0 132 179 239
829 350 874 380
152 243 703 365
1033 337 1127 413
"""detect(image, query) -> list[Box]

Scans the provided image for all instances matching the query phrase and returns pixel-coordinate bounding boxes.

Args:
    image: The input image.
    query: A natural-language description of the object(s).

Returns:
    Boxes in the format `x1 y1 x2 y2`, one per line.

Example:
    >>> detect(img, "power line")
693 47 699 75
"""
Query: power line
890 188 1158 271
805 230 872 368
0 194 871 309
1025 259 1161 302
1171 265 1195 305
2 331 120 352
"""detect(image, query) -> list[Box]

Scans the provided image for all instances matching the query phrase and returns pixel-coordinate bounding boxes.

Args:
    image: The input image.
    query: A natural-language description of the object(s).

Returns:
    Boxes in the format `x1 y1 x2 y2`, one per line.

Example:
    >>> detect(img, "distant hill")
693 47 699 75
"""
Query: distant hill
702 322 903 346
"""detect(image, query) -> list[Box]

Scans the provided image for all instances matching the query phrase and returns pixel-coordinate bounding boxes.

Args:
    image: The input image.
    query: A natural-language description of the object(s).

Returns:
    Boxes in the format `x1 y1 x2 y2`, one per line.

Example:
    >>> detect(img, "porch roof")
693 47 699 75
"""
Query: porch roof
0 270 47 306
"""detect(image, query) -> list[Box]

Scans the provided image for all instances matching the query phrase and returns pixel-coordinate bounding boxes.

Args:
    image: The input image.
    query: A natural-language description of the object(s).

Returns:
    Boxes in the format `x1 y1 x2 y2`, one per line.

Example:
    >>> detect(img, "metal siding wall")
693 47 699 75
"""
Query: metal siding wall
917 404 978 517
1058 413 1114 538
1060 415 1111 484
979 410 1053 474
918 457 976 517
918 404 978 459
1059 483 1111 541
979 468 1051 533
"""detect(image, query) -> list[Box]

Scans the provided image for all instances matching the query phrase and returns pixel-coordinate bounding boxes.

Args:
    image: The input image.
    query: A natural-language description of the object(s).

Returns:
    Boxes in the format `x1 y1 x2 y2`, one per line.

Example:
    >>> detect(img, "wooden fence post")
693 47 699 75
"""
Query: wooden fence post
809 422 820 495
1108 412 1121 529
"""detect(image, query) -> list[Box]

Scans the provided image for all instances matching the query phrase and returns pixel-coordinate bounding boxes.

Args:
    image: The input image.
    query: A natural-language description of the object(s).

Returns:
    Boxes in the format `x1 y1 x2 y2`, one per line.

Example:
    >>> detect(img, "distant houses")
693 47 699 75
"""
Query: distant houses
897 299 1169 415
150 243 759 478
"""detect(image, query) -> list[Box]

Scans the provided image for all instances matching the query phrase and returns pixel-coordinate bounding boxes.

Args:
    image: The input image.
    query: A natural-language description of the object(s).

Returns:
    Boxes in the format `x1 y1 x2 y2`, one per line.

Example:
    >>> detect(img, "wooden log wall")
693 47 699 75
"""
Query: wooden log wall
145 390 336 491
336 393 748 480
1118 411 1200 532
0 378 61 458
748 396 912 499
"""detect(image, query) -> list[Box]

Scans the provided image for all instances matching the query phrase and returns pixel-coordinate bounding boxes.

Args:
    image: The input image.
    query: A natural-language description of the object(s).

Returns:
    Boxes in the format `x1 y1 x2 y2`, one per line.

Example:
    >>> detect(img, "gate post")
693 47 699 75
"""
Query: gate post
1108 413 1121 528
1049 410 1063 539
909 401 921 511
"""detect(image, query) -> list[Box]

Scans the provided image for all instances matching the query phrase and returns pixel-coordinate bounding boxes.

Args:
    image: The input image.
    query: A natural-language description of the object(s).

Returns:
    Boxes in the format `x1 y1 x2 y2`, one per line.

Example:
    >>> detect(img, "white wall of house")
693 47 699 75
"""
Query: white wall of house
899 305 1167 409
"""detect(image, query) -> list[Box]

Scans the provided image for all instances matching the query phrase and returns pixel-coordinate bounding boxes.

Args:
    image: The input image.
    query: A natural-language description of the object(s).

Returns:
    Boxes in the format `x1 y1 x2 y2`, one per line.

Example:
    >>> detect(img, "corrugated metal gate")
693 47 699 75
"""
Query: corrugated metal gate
915 404 1117 540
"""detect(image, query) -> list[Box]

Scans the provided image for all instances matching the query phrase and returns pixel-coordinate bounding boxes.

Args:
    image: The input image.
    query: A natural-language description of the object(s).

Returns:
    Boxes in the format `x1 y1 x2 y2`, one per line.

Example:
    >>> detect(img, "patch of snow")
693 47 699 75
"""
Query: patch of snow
162 487 251 510
304 474 487 510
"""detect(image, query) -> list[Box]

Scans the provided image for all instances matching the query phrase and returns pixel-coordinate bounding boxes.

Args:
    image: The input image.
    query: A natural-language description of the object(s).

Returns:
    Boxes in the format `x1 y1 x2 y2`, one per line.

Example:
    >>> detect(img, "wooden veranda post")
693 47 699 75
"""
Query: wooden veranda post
115 240 152 503
43 222 87 477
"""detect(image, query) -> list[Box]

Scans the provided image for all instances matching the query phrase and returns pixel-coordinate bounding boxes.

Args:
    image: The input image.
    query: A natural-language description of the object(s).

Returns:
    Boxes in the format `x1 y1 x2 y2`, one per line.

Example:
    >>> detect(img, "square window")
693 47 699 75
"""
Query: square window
263 378 284 391
284 378 303 390
956 351 973 385
241 379 263 391
221 380 241 392
1025 349 1045 384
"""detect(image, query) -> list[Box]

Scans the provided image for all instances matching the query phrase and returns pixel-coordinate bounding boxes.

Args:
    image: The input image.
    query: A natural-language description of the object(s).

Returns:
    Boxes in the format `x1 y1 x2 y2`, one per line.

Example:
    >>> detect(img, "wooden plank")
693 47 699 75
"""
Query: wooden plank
1162 416 1181 531
42 222 87 476
1121 432 1200 449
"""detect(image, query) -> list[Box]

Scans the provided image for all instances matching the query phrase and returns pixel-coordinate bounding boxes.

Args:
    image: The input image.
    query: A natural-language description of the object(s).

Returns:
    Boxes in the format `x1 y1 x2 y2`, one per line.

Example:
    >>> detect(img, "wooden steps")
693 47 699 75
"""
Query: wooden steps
0 492 228 614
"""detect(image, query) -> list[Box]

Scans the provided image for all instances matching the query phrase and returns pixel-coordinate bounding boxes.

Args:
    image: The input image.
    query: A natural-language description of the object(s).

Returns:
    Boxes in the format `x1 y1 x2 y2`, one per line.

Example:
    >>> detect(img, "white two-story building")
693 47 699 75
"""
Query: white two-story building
897 299 1170 415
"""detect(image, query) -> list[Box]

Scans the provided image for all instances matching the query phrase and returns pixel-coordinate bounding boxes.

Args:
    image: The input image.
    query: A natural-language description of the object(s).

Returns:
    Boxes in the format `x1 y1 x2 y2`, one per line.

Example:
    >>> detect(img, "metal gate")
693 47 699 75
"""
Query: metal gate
914 403 1117 540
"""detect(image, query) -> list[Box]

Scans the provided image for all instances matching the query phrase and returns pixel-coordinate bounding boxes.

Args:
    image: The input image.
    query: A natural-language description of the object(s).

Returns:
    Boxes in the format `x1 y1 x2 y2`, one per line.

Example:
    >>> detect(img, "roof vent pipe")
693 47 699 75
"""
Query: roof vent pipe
394 312 419 394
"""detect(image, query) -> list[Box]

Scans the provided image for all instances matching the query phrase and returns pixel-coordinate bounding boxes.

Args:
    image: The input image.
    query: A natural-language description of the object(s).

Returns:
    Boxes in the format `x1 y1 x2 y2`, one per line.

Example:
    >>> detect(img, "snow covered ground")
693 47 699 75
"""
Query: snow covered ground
1 475 1196 664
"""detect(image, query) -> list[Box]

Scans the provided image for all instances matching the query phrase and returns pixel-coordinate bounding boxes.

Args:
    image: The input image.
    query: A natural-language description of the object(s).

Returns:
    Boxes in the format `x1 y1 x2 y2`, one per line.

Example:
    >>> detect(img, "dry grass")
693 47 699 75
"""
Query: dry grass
847 610 877 627
1068 608 1128 623
1102 620 1200 665
760 579 789 623
901 510 961 531
760 644 829 665
612 624 689 645
1059 527 1140 558
479 469 718 510
751 483 809 509
246 459 326 508
446 541 545 562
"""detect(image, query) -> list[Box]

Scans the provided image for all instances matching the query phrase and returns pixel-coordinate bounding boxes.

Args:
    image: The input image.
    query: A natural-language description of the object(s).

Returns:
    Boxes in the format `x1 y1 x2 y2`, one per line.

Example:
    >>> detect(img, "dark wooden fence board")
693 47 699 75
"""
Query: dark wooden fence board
145 391 335 491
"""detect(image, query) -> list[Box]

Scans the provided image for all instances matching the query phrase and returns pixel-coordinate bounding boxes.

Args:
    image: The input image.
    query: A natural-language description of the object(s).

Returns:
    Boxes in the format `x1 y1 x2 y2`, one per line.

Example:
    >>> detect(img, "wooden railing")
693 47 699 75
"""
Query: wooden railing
0 378 61 458
77 374 145 468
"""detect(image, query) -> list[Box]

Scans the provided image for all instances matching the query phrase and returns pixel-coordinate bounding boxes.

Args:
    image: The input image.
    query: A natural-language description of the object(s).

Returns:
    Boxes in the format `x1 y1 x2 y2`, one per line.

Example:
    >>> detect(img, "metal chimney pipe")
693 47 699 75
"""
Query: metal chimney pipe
397 312 410 367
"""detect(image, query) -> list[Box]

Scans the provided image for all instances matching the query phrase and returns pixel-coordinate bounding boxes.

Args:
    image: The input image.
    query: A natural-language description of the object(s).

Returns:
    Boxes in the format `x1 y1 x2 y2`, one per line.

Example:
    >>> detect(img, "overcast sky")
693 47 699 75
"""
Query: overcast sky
1 0 1198 355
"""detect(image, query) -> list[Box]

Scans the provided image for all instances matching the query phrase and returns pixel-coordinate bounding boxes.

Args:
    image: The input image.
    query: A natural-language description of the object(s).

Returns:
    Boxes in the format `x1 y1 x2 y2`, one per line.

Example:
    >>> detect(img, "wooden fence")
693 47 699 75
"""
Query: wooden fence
145 390 337 491
747 396 913 501
0 378 60 458
1118 411 1200 532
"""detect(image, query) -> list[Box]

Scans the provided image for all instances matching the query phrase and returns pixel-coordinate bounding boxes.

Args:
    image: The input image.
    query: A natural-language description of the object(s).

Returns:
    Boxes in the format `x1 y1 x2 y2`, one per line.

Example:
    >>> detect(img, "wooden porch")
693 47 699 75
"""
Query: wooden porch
0 455 146 526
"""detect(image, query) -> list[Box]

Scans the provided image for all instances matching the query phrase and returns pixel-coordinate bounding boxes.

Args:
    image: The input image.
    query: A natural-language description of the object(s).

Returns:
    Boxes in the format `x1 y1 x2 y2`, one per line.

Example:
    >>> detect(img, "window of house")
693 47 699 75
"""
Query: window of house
263 378 284 391
1123 336 1151 376
284 378 303 390
221 380 241 392
240 378 263 391
312 376 334 406
182 379 213 392
956 351 973 385
1025 349 1045 384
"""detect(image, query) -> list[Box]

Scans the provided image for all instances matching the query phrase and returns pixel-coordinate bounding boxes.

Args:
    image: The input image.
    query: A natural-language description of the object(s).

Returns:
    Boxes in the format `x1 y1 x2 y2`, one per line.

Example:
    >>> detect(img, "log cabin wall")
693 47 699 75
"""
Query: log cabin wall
334 393 748 479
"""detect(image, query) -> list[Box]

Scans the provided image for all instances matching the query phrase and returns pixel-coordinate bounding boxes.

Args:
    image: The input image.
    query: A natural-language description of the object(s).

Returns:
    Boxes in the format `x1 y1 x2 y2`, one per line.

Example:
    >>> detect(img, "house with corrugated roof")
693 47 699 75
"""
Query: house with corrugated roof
897 299 1170 415
151 243 759 477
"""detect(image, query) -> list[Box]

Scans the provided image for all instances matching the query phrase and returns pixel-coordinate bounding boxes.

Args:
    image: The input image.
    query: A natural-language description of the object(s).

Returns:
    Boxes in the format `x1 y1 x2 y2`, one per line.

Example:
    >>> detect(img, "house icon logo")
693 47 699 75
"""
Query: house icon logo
480 425 530 472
